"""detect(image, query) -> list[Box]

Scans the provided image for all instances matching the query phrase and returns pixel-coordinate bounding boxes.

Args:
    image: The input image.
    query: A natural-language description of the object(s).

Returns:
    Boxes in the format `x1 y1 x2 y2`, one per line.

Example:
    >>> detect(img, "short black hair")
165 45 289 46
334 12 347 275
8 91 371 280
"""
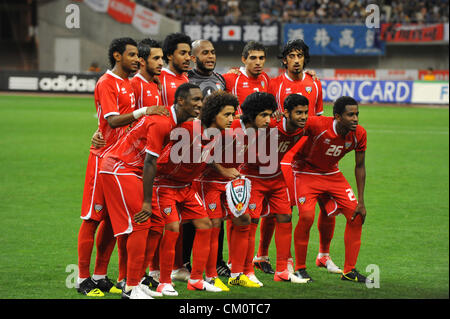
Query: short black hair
283 94 309 113
162 32 192 64
138 38 161 61
108 37 137 68
279 39 310 69
201 91 238 128
174 82 200 104
240 92 277 124
242 41 266 59
333 96 358 116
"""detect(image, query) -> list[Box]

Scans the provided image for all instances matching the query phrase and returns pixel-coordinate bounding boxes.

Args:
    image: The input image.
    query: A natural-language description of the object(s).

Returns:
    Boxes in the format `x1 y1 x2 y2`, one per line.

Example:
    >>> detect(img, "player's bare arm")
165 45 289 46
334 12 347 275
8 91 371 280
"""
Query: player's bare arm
134 153 158 224
106 105 169 129
211 162 241 179
352 150 366 224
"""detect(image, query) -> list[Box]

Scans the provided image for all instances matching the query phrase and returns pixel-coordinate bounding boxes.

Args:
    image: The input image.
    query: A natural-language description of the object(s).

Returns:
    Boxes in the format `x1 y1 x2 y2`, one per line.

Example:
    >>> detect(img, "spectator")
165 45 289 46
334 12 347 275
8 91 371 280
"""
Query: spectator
135 0 449 24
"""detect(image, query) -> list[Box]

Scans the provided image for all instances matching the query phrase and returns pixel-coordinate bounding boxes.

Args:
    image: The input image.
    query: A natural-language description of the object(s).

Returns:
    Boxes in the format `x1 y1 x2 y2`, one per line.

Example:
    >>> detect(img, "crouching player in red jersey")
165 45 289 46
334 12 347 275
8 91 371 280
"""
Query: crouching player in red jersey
98 83 200 299
292 96 372 283
237 93 317 285
133 84 240 296
195 91 262 289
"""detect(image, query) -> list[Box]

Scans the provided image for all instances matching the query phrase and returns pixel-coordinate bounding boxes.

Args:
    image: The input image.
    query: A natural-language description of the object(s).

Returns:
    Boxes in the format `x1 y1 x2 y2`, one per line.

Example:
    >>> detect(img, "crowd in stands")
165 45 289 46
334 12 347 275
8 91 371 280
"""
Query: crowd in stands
133 0 449 25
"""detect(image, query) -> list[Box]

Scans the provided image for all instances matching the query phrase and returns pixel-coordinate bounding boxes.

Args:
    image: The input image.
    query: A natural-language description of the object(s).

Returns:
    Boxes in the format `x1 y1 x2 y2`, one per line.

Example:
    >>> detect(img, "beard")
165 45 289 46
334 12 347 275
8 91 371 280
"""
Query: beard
196 59 215 74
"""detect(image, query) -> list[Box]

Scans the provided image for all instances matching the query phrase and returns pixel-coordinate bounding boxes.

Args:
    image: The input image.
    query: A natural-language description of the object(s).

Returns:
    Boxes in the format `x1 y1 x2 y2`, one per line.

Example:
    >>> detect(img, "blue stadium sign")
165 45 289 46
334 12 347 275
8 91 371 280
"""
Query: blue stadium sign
183 23 280 46
284 24 385 56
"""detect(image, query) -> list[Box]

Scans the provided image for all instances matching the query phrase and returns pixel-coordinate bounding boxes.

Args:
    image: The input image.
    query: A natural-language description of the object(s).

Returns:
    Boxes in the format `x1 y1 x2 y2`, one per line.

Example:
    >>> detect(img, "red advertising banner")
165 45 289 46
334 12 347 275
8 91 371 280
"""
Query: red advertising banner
381 23 444 42
418 70 449 81
107 0 135 24
334 69 376 79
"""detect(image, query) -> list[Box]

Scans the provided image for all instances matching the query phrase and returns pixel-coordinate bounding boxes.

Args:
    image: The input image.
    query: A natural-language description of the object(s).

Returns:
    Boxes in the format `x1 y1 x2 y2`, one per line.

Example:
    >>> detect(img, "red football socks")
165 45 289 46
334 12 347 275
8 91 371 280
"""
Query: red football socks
190 228 212 280
77 219 99 278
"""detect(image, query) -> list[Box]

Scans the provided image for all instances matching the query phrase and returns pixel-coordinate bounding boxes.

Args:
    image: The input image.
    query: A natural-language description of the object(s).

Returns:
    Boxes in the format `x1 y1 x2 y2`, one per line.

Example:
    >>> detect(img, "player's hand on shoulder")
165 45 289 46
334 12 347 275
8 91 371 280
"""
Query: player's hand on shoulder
146 105 169 117
226 67 240 75
305 69 319 81
91 129 106 149
272 110 283 122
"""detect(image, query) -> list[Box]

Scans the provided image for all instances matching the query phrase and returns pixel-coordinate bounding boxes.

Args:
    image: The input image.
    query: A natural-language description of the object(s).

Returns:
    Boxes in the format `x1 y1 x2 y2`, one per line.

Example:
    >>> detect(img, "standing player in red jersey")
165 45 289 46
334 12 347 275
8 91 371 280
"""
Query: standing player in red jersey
222 41 270 115
254 39 340 276
99 83 217 298
160 33 191 108
158 33 193 281
77 37 167 297
268 39 323 116
131 38 163 109
292 96 372 283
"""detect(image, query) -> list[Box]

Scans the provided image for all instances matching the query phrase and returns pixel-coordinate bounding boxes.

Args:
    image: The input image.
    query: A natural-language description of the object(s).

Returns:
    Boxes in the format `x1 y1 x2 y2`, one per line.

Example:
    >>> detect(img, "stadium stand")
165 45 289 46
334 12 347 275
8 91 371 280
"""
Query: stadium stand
134 0 449 24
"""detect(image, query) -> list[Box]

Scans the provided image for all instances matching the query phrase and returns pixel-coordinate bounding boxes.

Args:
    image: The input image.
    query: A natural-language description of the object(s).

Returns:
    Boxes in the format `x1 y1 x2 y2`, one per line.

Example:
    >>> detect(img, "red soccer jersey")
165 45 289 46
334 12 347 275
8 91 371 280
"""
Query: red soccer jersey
292 116 367 175
103 106 178 171
239 117 306 177
155 120 207 186
223 67 270 114
198 120 248 182
130 73 162 108
268 72 323 116
92 70 136 158
159 68 189 107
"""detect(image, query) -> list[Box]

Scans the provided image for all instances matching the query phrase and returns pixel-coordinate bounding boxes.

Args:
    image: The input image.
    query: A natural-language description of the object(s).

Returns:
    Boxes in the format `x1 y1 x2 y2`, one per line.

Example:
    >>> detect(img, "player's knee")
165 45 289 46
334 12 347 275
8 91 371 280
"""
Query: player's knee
276 213 292 223
298 210 315 227
211 218 222 228
165 222 179 233
233 213 250 226
193 217 212 229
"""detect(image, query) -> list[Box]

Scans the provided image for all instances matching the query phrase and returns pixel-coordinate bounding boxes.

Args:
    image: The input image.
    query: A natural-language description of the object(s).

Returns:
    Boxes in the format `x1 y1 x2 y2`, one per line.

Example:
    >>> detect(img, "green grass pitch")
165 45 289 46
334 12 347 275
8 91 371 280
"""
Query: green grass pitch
0 94 448 299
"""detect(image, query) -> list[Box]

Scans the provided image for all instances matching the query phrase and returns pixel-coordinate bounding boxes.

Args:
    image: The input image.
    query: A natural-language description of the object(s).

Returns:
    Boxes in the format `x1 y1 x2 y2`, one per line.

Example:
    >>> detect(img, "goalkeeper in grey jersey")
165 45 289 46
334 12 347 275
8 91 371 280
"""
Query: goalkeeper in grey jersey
188 40 226 98
182 39 231 278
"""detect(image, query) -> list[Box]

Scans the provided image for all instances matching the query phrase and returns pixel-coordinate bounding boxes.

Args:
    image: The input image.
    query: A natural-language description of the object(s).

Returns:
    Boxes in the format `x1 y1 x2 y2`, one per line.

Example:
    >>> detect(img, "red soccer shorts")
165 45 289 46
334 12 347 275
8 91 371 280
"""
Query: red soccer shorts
196 180 230 219
81 152 106 222
246 173 292 219
152 184 208 225
99 159 151 236
294 171 357 215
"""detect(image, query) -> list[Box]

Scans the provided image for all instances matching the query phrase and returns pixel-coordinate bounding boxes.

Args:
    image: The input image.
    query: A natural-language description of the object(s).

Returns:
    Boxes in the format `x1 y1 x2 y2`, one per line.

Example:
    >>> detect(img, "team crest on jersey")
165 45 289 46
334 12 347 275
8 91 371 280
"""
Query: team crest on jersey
249 203 256 211
345 142 352 148
243 82 249 88
324 138 331 144
170 82 177 88
146 90 152 96
94 204 103 213
286 88 292 93
163 207 172 215
305 86 312 94
208 203 217 212
261 81 265 88
298 197 306 205
121 87 127 94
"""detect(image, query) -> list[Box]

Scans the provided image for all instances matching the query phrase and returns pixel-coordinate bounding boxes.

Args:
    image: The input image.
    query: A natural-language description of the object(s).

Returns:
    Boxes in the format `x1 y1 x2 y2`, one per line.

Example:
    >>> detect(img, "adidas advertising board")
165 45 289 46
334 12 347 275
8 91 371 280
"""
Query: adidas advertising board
0 71 101 94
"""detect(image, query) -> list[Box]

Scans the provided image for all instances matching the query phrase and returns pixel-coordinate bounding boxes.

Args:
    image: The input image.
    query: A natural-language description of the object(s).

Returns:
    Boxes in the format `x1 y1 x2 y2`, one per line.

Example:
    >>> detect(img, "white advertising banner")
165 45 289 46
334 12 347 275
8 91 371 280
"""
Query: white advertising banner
84 0 110 12
412 82 449 104
132 4 162 35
